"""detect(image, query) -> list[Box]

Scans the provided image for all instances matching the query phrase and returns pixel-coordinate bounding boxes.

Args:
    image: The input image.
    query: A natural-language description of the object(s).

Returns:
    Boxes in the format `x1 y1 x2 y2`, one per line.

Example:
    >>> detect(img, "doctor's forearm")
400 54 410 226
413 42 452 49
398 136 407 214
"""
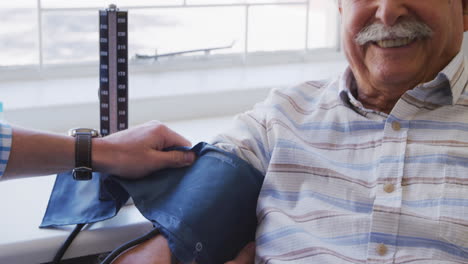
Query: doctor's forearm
1 121 195 181
2 126 75 180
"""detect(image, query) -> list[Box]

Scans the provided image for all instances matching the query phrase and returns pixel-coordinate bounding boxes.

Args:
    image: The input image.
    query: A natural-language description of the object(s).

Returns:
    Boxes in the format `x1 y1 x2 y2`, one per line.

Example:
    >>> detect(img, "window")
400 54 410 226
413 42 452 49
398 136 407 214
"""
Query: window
0 0 339 69
0 0 345 133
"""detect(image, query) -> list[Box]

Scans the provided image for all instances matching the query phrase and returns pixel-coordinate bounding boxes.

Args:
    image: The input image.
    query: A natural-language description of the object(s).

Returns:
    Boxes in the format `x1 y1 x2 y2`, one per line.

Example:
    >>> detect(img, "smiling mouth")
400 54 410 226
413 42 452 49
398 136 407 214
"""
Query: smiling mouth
374 37 414 48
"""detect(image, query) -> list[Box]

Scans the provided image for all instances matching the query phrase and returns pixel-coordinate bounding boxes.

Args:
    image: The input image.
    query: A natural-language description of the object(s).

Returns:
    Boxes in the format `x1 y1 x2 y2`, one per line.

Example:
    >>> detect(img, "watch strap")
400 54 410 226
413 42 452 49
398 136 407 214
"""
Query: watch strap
73 132 93 180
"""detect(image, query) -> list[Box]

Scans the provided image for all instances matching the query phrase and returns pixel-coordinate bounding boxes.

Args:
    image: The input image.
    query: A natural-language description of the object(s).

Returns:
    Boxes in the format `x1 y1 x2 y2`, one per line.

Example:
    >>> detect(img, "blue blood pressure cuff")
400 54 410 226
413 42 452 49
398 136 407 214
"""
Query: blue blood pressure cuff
40 142 264 264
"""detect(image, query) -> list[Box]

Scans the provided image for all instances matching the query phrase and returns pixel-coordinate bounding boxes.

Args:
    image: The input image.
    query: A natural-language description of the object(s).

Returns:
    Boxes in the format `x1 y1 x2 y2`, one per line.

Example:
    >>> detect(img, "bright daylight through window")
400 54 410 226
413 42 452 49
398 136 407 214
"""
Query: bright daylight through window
0 0 338 68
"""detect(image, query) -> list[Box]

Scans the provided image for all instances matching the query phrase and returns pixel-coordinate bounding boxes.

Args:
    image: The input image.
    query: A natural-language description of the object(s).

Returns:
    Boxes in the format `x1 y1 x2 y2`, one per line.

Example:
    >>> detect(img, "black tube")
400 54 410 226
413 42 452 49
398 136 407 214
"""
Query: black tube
51 223 86 264
100 228 160 264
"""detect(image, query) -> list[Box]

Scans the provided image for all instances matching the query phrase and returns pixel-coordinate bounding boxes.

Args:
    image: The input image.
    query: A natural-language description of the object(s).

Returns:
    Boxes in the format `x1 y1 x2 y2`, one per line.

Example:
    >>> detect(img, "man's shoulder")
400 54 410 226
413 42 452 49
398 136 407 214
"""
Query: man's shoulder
265 77 340 106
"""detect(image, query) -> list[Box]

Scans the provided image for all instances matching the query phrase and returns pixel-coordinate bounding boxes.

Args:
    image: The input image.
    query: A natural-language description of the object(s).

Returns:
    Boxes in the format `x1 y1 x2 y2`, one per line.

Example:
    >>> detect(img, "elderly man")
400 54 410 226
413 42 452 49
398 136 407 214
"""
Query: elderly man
114 0 468 263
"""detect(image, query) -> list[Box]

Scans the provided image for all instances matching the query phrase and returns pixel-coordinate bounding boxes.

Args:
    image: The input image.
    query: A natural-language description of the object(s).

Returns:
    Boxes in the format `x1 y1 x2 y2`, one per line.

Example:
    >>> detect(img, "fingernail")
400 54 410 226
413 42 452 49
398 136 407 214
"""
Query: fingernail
184 152 195 164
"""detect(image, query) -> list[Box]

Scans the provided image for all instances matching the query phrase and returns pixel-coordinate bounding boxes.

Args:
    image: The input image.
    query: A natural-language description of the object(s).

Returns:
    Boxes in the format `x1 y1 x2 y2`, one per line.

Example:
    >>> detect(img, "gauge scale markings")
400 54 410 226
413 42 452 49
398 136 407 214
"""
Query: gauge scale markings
99 6 128 137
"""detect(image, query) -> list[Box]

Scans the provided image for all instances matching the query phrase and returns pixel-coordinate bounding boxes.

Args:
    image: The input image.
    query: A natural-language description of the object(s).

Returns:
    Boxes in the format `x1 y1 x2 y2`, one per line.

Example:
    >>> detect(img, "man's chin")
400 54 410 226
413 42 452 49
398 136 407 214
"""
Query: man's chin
370 69 422 88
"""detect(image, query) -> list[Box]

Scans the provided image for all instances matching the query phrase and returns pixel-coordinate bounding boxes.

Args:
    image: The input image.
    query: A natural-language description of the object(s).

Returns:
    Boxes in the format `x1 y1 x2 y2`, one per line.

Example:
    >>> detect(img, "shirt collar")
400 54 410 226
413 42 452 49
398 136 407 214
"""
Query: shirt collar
338 67 386 117
438 51 467 105
339 50 468 109
338 67 362 109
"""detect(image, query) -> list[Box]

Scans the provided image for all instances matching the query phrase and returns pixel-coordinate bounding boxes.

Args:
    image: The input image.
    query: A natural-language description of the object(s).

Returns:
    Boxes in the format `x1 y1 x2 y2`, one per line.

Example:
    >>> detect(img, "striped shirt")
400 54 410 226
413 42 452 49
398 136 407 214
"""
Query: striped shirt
213 51 468 263
0 122 12 179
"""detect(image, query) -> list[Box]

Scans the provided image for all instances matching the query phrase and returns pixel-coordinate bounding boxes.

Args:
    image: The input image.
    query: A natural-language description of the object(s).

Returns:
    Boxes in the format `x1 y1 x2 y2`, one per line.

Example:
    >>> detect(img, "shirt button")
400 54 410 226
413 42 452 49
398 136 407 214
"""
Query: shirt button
376 243 388 256
383 183 395 193
391 121 401 131
195 242 203 252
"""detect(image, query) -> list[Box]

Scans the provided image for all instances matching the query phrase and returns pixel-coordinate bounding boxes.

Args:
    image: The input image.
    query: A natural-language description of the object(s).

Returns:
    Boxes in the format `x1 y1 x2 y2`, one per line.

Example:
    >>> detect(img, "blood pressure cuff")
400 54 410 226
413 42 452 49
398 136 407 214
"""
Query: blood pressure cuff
40 142 264 264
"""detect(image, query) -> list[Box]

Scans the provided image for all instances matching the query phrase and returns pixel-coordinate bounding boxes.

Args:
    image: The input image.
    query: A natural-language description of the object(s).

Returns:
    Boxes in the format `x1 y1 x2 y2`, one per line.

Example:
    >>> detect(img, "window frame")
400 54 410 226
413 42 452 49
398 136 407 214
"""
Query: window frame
0 0 341 81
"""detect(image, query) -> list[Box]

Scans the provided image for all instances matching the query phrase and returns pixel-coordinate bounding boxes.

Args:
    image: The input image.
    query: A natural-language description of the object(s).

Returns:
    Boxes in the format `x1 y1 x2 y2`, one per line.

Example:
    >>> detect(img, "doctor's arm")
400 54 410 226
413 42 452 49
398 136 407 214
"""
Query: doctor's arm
2 121 195 181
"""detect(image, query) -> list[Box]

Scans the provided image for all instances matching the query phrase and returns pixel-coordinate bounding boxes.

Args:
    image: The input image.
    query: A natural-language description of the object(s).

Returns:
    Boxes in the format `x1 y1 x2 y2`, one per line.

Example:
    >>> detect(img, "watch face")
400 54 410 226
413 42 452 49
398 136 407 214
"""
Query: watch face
68 128 100 137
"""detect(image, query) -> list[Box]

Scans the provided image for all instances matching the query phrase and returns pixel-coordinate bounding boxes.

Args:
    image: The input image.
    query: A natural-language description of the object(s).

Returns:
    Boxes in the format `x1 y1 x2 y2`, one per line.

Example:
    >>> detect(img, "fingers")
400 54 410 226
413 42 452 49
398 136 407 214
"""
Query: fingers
225 242 255 264
145 121 192 149
162 127 192 148
152 150 196 170
96 121 196 177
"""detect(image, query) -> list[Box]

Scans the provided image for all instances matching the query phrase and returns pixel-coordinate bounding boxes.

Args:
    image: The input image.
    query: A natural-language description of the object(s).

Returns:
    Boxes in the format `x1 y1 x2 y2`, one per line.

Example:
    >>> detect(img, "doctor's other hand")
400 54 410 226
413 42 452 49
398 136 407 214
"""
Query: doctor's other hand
93 120 196 179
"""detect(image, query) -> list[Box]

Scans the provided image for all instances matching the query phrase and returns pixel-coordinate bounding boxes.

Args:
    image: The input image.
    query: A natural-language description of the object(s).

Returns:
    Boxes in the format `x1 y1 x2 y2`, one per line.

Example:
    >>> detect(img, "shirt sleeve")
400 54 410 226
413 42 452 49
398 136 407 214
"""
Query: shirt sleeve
211 90 276 175
0 122 12 179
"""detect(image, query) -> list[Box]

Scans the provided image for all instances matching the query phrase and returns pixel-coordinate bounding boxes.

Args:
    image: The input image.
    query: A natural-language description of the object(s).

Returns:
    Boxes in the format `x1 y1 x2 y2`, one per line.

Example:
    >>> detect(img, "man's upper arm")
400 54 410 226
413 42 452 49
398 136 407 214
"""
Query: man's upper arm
211 92 274 175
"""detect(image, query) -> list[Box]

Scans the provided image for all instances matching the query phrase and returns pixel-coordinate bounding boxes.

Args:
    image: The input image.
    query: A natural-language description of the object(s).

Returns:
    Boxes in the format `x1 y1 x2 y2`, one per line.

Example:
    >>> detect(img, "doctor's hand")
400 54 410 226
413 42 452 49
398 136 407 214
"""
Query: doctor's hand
93 120 196 179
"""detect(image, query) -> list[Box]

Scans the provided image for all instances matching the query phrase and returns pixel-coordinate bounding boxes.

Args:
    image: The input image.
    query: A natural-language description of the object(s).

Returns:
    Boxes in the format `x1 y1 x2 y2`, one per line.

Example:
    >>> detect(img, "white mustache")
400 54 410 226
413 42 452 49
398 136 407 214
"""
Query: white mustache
355 19 433 45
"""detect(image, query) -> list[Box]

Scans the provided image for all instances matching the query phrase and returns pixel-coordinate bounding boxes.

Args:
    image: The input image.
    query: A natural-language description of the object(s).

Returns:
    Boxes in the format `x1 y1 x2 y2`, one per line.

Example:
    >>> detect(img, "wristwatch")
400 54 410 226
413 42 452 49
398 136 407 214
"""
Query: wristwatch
68 128 100 180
